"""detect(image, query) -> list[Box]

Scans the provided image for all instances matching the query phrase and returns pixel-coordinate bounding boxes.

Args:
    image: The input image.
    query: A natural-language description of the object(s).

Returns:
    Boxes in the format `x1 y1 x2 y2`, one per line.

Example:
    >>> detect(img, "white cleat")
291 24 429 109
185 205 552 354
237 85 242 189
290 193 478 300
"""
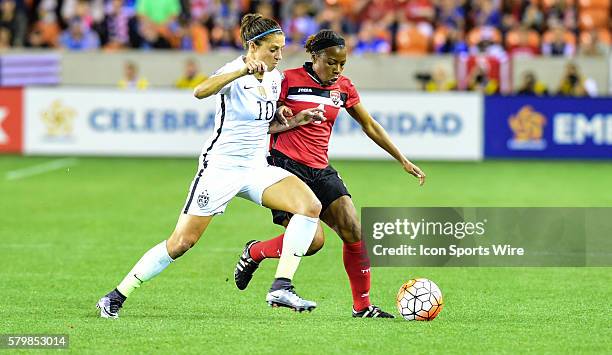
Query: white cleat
266 287 317 312
96 294 123 319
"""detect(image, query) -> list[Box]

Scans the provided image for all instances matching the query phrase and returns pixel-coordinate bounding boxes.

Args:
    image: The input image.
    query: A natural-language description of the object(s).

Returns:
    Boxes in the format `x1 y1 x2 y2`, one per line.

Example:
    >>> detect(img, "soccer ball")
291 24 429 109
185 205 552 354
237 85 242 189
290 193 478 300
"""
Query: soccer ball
396 278 444 321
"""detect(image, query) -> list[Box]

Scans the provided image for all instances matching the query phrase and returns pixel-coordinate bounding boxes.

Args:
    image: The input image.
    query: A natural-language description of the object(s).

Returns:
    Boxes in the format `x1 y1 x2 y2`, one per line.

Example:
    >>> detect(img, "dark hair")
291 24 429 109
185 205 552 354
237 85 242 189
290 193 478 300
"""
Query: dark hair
240 13 282 49
305 30 345 54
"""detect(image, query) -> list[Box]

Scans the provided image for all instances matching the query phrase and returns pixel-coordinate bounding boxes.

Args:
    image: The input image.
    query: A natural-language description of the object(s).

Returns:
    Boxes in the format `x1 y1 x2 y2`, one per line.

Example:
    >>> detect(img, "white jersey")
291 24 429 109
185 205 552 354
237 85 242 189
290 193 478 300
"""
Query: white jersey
200 56 282 168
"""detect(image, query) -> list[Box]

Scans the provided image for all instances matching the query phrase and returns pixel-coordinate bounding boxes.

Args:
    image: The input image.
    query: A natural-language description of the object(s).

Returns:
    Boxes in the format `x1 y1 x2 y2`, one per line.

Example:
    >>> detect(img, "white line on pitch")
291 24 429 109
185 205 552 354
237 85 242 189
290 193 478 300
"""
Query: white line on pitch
5 158 79 181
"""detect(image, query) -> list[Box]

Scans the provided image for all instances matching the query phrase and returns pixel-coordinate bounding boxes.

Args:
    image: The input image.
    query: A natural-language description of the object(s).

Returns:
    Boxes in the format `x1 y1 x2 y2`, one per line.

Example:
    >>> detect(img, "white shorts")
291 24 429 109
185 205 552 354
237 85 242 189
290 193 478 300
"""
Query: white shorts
182 162 293 216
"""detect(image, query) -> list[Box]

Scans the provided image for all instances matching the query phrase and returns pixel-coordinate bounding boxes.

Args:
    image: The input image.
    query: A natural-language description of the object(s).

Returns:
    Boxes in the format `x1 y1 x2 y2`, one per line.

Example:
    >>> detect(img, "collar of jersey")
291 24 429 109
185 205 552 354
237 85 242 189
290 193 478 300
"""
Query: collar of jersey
303 62 327 87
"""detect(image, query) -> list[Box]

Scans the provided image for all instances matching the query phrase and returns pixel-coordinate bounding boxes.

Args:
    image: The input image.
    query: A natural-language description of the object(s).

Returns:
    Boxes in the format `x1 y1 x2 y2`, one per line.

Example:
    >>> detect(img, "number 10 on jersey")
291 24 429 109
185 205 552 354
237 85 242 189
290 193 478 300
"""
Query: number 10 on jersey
257 101 275 121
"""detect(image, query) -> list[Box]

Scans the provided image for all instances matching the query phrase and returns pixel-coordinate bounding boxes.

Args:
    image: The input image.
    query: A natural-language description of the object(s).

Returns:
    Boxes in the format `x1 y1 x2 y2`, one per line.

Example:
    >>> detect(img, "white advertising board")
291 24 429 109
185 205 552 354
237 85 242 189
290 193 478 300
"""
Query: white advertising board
330 92 483 160
24 88 482 160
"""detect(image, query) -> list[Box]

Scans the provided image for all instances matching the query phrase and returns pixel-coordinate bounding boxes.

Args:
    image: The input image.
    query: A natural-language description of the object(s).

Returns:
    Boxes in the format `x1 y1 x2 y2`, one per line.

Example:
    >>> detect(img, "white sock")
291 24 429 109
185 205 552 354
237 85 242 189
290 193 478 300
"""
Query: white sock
275 214 318 280
117 240 174 297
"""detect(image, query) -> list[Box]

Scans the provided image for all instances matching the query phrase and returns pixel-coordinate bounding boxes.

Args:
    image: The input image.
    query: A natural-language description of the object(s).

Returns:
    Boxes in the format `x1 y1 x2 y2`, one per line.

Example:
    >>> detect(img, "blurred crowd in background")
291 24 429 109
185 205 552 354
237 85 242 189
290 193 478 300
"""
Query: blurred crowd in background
1 0 610 55
0 0 609 96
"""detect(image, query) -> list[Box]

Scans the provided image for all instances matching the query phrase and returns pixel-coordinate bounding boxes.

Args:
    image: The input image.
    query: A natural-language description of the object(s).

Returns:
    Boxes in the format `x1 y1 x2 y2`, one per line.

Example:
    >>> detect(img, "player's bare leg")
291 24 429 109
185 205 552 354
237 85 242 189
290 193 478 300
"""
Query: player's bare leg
97 214 213 319
259 175 321 311
321 196 394 318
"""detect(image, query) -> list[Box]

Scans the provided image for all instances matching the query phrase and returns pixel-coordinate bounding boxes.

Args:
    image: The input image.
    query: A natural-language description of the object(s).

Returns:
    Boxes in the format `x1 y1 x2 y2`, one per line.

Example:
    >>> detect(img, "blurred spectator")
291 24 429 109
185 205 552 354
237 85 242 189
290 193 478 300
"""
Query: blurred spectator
353 20 391 54
137 18 171 48
579 30 610 57
473 0 502 27
0 0 21 47
507 26 539 57
468 26 505 57
175 58 207 89
254 1 275 20
516 71 548 95
283 0 318 46
398 0 436 24
521 3 544 32
422 65 457 91
210 25 240 49
8 0 28 46
395 21 431 55
174 16 210 52
0 26 10 49
62 0 104 28
545 0 576 33
502 0 526 26
118 61 149 89
60 18 100 50
356 0 396 27
435 26 468 54
467 65 498 94
436 0 465 29
34 0 62 47
556 62 588 96
100 0 131 49
210 0 241 29
541 24 574 57
556 62 599 97
25 28 51 48
317 3 357 48
189 0 213 24
281 0 323 26
137 0 180 25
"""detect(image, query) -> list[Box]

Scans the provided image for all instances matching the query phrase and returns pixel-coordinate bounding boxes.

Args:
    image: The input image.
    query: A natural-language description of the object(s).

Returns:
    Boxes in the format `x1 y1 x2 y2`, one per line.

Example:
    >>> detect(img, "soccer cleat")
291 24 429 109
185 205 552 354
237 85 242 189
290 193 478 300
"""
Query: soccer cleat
234 240 260 290
266 286 317 312
96 290 125 319
352 305 395 318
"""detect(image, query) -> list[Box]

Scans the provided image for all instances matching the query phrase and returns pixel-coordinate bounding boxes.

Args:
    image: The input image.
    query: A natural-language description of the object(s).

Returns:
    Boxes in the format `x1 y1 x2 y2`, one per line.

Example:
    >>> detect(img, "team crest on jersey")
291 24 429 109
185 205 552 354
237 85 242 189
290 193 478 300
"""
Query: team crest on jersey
330 90 342 107
258 86 267 99
197 190 210 209
271 82 278 95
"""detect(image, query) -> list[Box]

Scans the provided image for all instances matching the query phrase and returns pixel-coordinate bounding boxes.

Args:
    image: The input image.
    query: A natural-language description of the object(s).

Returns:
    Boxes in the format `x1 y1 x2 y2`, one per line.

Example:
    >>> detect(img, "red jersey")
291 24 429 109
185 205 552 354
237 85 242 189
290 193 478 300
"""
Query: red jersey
271 63 360 169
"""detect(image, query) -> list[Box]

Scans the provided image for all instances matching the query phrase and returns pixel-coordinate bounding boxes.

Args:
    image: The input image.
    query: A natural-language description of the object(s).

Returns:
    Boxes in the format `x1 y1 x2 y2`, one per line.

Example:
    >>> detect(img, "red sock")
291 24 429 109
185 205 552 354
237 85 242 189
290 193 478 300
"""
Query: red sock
250 234 284 262
343 240 371 311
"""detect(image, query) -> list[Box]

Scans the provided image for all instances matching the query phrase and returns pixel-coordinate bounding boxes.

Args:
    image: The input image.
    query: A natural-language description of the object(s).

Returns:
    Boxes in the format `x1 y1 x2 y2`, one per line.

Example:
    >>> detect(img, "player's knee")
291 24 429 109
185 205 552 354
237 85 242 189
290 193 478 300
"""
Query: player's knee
167 232 198 258
298 198 322 218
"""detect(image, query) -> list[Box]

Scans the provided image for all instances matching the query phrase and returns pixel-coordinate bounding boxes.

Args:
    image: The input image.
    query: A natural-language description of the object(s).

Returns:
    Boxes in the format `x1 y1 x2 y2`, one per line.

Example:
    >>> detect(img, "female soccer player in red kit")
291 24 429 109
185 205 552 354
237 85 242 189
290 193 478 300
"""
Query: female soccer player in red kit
234 29 426 318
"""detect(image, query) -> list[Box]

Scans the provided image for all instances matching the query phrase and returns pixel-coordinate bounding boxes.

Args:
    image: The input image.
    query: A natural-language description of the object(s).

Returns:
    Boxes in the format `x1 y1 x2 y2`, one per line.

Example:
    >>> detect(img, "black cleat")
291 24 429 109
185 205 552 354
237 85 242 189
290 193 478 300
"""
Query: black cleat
352 305 395 318
234 240 260 290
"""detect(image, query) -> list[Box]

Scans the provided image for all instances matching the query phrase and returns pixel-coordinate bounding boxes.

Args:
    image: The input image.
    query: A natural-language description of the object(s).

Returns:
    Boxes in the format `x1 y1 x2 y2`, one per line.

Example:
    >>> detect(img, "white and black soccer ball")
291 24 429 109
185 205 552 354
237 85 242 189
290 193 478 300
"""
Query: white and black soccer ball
396 278 444 321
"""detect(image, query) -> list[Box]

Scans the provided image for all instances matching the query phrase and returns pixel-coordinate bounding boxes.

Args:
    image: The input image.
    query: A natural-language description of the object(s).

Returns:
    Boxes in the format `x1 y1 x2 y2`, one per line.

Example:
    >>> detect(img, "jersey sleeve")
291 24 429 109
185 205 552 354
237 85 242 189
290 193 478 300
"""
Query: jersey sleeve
211 62 240 95
344 79 360 108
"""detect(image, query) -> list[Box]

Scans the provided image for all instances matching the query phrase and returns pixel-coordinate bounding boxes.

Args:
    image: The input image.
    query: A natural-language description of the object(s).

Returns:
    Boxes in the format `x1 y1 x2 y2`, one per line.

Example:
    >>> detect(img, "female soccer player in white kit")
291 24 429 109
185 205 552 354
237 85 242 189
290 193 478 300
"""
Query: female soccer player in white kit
97 14 327 318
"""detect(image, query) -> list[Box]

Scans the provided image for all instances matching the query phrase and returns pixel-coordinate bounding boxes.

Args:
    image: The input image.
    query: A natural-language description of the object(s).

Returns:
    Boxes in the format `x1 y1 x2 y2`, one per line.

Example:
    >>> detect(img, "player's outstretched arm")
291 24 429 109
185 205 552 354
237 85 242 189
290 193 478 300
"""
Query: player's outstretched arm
346 103 426 186
193 60 268 99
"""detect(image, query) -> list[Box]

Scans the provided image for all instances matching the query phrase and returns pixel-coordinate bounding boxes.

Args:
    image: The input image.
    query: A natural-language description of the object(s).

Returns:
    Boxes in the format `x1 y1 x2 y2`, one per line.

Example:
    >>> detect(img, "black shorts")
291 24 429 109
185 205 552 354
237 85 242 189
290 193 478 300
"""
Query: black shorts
268 149 351 225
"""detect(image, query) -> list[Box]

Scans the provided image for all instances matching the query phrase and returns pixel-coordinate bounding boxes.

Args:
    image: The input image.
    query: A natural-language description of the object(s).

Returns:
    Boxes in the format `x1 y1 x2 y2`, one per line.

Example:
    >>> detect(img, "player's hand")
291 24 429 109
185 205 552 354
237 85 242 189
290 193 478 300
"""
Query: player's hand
403 161 426 186
275 106 293 126
242 60 268 76
294 107 326 126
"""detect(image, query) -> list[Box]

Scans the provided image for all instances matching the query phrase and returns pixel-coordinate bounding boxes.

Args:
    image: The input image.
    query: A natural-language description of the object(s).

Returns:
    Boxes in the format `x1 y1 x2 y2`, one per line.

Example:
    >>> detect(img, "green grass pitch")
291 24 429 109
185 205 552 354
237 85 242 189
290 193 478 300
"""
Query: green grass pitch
1 156 610 354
